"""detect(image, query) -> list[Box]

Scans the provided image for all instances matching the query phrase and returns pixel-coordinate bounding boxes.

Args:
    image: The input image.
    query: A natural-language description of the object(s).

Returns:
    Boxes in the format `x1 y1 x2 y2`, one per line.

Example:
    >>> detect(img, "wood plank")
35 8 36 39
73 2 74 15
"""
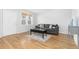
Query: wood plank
0 32 77 49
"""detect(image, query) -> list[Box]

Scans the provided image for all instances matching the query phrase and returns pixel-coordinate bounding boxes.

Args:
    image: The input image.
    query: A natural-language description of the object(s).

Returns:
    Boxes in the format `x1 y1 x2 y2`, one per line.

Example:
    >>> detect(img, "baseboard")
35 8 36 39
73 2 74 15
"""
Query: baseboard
1 32 28 38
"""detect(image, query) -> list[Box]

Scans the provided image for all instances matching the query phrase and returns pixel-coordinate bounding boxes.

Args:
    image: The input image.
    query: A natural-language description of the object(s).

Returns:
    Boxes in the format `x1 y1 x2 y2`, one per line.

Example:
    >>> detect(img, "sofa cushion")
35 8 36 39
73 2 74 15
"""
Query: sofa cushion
35 24 45 29
44 24 50 28
40 24 44 28
49 24 52 29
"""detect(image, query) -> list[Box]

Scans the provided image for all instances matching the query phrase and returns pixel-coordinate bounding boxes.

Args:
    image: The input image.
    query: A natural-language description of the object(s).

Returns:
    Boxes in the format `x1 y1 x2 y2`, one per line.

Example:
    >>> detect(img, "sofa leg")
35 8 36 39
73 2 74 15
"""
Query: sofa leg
30 32 32 35
42 34 44 39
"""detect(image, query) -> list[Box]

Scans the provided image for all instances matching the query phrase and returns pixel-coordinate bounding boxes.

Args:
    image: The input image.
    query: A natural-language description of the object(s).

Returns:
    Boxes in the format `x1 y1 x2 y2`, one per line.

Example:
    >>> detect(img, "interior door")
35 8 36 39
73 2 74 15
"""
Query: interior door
3 9 17 36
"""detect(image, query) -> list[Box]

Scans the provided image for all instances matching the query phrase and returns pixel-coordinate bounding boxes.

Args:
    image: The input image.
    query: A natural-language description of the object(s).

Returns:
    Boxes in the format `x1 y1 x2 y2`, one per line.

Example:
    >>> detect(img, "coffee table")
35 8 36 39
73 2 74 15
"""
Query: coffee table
30 28 46 39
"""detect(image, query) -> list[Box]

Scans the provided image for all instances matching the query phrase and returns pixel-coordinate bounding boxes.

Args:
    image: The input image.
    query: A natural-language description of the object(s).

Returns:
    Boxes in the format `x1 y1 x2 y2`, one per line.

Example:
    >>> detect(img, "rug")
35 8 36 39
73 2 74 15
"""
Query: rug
30 33 51 42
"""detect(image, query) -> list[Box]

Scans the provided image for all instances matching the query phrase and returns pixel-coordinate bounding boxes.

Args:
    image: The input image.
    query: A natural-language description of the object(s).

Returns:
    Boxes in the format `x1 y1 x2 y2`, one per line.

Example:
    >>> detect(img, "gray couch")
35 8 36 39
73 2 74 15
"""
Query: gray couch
35 24 59 35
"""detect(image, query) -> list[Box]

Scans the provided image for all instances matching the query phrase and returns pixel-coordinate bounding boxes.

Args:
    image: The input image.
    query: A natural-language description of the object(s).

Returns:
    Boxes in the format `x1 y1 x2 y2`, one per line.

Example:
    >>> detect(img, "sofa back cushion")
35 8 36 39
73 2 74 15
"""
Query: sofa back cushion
51 24 59 29
44 24 50 29
40 24 45 28
35 24 59 29
36 24 45 29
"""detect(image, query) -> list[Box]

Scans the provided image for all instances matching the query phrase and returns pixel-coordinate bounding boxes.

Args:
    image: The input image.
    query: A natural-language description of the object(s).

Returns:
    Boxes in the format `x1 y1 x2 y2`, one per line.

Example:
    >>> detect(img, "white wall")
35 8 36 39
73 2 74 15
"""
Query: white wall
16 10 28 33
72 9 79 16
0 9 3 37
30 9 72 34
3 9 18 36
1 9 73 36
2 9 27 36
2 9 30 36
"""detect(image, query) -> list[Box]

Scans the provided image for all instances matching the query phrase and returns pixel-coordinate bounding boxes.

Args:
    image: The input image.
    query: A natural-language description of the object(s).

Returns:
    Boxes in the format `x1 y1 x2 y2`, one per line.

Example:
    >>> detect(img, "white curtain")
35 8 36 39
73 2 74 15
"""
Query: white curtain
70 16 79 26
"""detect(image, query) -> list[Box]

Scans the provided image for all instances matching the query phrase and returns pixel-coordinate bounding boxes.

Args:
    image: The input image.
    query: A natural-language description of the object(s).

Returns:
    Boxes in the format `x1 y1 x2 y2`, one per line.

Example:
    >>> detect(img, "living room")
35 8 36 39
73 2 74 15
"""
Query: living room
0 9 78 48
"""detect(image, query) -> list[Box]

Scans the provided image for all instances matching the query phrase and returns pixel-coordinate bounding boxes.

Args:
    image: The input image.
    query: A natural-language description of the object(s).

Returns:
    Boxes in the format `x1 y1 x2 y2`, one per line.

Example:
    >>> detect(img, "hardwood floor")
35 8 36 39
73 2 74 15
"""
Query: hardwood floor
0 32 77 49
